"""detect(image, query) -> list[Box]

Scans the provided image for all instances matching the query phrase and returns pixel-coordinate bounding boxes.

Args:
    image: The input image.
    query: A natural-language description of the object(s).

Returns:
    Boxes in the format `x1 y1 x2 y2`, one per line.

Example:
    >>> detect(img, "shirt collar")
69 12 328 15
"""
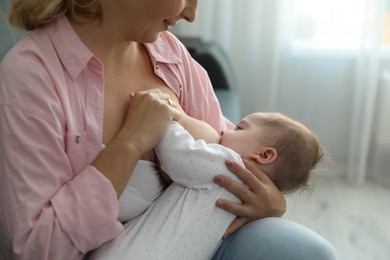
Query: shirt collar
45 15 97 80
144 32 182 65
45 16 181 79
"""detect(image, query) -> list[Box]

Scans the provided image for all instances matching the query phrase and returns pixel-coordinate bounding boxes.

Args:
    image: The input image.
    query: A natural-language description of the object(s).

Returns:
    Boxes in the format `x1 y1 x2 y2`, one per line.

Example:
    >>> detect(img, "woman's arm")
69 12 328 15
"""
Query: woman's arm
0 51 180 260
0 96 123 259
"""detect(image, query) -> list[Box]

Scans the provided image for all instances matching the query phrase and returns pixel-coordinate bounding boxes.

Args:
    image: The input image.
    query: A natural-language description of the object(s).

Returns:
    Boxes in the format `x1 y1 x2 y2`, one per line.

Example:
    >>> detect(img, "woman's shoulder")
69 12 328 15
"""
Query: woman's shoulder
0 24 74 120
1 28 56 76
1 15 91 80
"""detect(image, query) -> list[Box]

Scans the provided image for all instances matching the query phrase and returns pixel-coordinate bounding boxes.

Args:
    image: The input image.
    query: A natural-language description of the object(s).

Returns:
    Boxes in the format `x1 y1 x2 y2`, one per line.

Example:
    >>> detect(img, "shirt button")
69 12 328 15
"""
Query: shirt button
75 136 81 144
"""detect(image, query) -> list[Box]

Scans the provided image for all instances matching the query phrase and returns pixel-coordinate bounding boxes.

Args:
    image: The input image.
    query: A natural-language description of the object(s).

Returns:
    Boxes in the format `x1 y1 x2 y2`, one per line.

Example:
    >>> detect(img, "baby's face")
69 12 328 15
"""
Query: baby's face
220 113 271 158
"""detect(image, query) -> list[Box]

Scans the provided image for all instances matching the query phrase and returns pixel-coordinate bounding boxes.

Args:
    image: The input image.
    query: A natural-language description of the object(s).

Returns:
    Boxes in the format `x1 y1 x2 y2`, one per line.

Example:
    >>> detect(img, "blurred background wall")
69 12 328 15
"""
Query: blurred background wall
172 0 390 188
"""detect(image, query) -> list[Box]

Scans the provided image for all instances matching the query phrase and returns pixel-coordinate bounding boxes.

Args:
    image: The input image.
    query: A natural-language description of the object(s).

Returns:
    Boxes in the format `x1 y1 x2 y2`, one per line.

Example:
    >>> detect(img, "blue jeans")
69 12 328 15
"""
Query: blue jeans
212 217 338 260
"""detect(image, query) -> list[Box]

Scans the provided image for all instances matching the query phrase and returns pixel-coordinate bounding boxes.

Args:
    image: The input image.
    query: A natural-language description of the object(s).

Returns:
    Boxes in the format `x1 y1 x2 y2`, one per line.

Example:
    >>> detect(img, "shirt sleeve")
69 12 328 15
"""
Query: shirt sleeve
0 52 123 259
155 122 243 189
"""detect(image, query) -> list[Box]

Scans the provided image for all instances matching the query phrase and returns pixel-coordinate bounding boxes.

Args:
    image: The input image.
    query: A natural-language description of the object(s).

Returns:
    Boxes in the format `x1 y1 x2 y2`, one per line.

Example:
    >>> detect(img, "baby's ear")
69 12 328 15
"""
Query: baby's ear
248 147 277 165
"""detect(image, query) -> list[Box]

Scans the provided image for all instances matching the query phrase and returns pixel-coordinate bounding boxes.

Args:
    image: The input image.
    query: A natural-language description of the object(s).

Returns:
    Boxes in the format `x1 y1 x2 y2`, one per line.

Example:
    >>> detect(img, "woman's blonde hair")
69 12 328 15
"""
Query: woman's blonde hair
8 0 102 30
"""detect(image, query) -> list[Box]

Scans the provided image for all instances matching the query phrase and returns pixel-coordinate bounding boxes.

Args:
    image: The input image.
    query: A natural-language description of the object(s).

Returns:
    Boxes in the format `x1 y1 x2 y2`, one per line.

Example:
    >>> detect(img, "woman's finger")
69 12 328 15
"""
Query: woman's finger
213 174 253 202
143 89 180 117
223 159 264 192
130 89 181 119
222 217 250 239
242 159 275 186
119 89 182 153
215 158 286 219
215 198 250 217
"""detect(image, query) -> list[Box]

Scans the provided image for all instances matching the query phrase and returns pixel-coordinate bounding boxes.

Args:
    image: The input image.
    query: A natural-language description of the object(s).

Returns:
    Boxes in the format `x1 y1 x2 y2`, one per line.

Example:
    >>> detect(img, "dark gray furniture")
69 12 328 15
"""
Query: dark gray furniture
178 37 240 123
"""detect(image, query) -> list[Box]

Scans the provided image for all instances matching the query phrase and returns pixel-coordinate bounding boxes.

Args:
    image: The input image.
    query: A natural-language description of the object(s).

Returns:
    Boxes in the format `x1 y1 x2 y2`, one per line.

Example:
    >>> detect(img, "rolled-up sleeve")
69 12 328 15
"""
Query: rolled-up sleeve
0 23 123 260
0 94 122 260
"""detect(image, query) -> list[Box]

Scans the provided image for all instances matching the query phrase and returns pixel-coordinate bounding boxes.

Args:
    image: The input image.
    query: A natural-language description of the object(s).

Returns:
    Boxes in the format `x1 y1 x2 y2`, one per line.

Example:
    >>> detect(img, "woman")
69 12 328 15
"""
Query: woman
0 0 337 259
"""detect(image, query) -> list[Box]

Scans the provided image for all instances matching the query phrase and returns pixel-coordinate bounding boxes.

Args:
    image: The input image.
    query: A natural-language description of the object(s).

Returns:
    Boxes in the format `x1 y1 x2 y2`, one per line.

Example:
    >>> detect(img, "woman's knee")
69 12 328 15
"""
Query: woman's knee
212 217 338 260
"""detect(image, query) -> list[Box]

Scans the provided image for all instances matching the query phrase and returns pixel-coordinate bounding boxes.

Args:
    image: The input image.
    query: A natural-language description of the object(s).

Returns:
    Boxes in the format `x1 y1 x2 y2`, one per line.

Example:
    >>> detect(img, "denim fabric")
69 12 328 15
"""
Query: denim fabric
212 217 338 260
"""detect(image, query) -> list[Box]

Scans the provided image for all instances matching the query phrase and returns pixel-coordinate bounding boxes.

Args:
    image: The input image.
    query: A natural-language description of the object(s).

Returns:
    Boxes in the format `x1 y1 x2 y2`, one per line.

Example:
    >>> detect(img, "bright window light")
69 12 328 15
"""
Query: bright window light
292 0 384 50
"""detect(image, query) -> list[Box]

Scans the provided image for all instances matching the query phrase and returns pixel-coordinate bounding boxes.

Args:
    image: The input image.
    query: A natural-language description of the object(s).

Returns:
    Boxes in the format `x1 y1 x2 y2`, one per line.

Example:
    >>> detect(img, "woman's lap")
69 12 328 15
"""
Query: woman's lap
212 217 338 260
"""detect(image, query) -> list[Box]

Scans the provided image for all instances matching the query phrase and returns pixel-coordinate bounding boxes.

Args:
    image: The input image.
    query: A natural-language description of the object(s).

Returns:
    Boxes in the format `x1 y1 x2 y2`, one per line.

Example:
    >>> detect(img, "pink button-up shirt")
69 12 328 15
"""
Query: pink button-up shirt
0 15 233 260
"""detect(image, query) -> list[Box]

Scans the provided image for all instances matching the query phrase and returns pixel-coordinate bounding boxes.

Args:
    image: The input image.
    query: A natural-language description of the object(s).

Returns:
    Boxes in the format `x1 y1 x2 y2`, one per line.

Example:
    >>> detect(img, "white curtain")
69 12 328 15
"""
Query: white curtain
172 0 390 186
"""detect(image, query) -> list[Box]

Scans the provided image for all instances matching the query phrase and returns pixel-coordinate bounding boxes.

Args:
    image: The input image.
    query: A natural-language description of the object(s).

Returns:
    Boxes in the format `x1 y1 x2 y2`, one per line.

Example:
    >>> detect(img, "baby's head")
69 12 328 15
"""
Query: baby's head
220 112 324 193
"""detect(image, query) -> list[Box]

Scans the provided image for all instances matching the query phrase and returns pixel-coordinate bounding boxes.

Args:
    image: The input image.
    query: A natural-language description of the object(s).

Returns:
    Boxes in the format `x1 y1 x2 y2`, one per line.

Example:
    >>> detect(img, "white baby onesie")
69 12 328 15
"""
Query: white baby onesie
117 160 166 222
90 122 243 260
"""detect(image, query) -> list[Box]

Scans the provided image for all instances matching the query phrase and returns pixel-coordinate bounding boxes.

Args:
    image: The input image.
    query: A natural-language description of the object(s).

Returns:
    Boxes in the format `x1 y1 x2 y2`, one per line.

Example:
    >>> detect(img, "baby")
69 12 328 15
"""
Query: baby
91 112 324 260
164 111 323 194
221 112 323 193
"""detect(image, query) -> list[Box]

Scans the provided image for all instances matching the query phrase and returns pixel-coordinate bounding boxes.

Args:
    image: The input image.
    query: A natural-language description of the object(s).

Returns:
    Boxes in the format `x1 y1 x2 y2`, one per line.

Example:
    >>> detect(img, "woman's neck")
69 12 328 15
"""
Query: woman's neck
68 16 141 66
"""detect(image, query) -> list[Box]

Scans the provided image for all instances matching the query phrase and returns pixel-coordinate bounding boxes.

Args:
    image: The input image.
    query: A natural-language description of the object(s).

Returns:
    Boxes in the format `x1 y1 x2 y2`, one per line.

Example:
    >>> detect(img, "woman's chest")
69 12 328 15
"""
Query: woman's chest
102 72 180 161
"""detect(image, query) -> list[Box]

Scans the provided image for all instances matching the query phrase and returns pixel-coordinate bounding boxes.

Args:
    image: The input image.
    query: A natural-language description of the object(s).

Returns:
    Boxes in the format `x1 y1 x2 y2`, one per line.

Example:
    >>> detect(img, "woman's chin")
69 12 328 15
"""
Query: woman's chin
142 33 162 43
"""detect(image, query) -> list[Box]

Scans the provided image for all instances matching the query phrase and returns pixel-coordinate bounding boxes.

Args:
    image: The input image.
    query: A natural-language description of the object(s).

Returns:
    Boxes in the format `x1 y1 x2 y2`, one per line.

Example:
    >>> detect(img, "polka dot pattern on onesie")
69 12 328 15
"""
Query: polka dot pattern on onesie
90 122 244 260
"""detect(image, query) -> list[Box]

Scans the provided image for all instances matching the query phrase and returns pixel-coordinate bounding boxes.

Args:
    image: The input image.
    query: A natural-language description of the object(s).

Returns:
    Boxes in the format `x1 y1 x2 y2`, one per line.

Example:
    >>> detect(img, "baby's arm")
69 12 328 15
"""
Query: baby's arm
156 106 222 184
155 122 243 189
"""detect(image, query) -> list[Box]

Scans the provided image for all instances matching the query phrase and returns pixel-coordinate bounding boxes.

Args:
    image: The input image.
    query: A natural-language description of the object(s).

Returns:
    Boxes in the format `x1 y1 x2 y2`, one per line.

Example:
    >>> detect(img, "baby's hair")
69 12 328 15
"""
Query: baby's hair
8 0 102 30
260 112 324 193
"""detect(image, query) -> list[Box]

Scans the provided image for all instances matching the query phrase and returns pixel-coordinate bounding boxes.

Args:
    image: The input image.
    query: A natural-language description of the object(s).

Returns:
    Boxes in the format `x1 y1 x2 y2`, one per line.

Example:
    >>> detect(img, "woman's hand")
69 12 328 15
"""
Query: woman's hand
94 88 181 197
213 159 286 239
116 88 182 155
